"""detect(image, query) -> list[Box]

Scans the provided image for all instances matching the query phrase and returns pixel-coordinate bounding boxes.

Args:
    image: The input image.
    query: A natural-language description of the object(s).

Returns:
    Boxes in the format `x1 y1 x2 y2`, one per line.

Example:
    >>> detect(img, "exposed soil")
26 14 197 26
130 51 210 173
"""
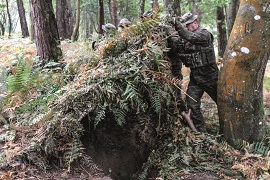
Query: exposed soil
80 115 156 180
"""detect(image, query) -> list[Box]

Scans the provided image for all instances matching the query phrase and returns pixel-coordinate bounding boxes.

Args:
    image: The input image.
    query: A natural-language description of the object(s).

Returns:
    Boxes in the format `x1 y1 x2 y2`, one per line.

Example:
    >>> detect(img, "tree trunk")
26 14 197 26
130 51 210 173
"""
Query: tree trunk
98 0 105 34
153 0 159 10
191 0 201 22
216 6 227 58
29 9 34 42
30 0 62 65
218 0 270 145
56 0 73 40
0 21 4 36
109 0 117 27
5 0 12 37
138 0 145 18
84 10 90 40
16 0 29 37
226 0 240 36
71 0 80 42
164 0 181 16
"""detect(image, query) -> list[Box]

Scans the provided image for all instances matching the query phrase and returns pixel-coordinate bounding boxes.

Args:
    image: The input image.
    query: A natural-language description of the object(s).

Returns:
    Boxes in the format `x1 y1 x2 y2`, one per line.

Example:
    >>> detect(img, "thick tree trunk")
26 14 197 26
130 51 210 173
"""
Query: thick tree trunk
98 0 105 34
226 0 240 36
216 6 227 58
16 0 29 37
71 0 80 42
218 0 270 144
56 0 73 40
30 0 62 64
5 0 12 37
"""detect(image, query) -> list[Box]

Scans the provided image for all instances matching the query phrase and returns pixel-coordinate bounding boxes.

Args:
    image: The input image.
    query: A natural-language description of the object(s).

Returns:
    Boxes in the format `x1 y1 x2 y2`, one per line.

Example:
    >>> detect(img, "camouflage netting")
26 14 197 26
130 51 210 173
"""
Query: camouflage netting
1 10 270 179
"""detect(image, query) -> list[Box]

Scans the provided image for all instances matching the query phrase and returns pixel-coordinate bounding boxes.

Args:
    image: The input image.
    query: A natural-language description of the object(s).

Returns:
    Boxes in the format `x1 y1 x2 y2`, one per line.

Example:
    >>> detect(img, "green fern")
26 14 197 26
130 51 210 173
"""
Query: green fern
123 82 146 112
7 59 31 93
113 108 127 126
249 142 270 156
234 139 270 157
234 139 250 151
63 139 85 168
79 155 102 173
94 103 107 127
151 92 161 114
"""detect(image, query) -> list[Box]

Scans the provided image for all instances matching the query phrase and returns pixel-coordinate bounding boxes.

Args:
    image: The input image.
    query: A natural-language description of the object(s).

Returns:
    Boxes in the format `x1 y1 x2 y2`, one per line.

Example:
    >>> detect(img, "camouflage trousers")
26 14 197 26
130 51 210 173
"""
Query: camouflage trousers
186 77 217 132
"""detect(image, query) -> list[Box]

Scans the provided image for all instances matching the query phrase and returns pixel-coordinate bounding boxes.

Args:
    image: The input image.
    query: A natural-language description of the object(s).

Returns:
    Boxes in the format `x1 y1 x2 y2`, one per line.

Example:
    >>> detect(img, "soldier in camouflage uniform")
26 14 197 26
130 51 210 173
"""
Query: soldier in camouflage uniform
173 12 219 132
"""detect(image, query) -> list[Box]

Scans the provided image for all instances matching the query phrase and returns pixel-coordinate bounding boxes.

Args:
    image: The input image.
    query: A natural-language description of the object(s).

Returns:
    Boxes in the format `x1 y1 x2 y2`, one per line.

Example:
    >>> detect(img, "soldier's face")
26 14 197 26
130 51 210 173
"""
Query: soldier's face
186 20 199 32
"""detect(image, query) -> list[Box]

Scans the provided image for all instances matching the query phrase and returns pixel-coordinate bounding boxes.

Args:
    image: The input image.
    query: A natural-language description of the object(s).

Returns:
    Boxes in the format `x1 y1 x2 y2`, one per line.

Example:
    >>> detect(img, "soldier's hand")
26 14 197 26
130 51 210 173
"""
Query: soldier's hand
175 20 185 31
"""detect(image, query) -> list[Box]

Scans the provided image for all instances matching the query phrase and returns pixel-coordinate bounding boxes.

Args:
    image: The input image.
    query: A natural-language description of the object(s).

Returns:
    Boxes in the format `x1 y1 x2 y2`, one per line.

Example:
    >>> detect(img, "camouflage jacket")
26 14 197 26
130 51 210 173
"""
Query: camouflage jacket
175 24 218 85
163 25 184 80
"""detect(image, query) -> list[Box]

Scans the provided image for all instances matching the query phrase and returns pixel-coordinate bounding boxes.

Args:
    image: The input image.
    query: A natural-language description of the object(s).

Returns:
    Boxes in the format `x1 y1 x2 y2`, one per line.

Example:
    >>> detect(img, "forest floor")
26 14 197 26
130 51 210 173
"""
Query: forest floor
0 36 270 179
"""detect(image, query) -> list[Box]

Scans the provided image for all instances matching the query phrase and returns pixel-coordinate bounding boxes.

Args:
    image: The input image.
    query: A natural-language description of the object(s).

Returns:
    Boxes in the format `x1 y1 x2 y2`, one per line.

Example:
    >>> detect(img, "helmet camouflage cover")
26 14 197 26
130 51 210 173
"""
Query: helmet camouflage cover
180 12 198 25
118 18 132 27
141 11 153 18
102 23 116 33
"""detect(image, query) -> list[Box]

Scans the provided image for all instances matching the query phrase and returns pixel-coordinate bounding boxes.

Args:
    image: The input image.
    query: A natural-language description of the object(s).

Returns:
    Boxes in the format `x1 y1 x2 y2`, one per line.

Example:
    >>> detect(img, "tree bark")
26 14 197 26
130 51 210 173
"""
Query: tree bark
16 0 29 37
56 0 73 40
0 22 4 36
153 0 159 10
109 0 117 27
71 0 80 42
164 0 181 16
84 10 90 40
29 9 34 42
216 6 227 58
191 0 201 22
138 0 145 18
226 0 240 36
30 0 62 64
218 0 270 145
5 0 12 37
98 0 105 34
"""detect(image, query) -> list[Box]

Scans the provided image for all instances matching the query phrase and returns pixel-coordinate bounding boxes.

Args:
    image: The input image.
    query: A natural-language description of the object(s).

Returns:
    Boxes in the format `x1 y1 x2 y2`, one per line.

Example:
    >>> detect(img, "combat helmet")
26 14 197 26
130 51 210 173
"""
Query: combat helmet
102 23 116 33
118 18 132 28
141 11 153 18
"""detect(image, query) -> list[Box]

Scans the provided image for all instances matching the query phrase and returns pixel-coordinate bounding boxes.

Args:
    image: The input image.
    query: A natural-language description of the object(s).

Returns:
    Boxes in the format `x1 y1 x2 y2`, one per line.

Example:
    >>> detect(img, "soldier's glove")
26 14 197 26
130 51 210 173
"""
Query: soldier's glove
175 20 185 32
175 19 190 38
